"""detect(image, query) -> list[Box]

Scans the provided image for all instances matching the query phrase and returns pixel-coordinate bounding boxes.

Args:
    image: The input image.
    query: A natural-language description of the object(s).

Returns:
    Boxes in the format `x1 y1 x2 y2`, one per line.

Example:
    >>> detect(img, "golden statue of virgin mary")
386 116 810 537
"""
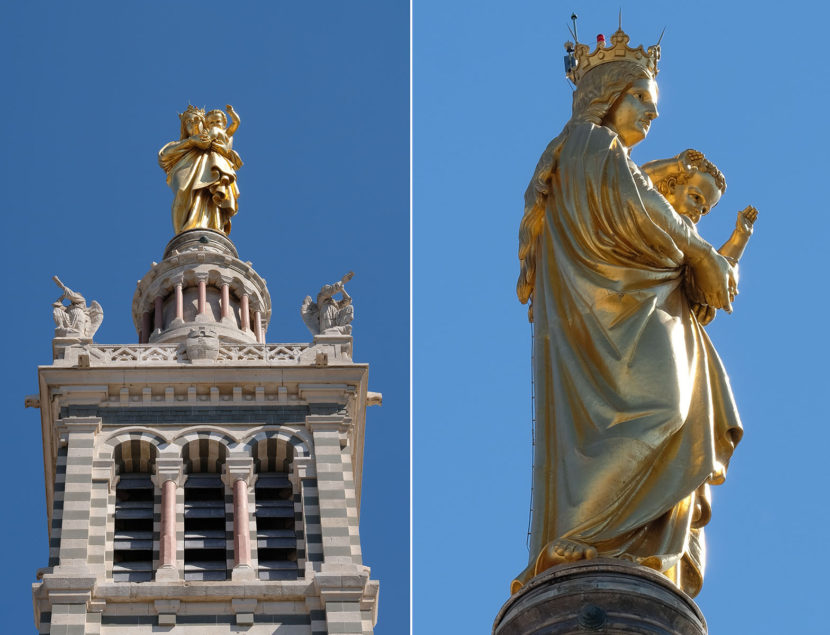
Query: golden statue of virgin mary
158 104 243 236
513 28 743 598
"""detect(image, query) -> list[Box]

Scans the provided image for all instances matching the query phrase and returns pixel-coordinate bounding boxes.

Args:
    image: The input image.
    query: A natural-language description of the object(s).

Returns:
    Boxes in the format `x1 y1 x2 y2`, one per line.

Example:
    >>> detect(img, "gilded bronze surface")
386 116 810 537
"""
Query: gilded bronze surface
514 28 753 598
159 104 242 236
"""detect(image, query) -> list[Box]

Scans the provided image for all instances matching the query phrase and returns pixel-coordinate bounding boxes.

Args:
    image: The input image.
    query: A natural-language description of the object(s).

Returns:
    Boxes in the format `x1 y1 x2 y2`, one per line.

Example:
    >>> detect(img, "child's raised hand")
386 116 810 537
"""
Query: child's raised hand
736 205 758 235
678 148 704 168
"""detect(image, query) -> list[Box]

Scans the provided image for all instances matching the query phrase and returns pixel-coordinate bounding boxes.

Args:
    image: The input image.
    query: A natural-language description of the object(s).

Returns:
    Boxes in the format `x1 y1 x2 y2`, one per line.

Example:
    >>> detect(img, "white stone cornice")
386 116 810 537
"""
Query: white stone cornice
299 383 352 405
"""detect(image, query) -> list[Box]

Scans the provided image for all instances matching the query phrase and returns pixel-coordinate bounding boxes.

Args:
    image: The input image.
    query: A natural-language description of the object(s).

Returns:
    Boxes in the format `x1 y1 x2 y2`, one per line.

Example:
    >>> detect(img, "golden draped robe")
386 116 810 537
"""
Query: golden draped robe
158 140 239 235
521 123 742 596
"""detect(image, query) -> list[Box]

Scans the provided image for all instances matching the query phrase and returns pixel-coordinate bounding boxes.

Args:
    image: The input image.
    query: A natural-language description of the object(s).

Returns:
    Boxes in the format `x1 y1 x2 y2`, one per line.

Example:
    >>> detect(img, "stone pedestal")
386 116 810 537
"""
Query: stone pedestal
132 228 271 344
493 559 707 635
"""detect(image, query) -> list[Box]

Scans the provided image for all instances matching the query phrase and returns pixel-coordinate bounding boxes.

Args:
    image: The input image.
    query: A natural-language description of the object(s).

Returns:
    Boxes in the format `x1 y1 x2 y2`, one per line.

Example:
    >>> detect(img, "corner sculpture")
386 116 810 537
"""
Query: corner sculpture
301 272 355 335
513 26 756 598
51 276 104 339
158 104 243 236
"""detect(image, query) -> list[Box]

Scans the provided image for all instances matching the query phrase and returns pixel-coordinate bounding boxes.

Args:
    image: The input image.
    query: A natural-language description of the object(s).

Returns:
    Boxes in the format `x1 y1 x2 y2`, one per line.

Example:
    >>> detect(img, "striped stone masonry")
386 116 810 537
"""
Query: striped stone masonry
31 348 379 633
54 417 101 570
307 415 363 565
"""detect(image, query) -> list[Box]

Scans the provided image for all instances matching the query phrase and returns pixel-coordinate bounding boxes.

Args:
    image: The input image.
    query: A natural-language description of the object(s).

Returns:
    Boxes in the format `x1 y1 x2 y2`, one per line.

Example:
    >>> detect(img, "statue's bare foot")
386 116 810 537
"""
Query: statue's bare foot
511 539 597 595
548 538 597 563
536 538 597 573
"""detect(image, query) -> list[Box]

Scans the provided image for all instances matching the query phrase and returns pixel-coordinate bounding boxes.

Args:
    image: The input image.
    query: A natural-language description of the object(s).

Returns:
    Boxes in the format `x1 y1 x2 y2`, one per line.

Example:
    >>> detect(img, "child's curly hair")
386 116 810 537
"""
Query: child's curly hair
653 150 726 199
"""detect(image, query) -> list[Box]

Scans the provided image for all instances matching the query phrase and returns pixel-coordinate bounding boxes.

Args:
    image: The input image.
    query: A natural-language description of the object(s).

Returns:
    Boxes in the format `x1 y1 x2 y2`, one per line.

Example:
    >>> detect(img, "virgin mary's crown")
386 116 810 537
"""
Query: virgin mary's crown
565 28 660 84
179 104 206 120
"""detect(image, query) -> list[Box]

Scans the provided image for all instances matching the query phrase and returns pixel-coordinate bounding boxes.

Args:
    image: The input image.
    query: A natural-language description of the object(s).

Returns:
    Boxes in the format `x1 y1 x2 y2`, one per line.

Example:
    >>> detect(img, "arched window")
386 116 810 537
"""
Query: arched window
252 437 298 580
112 440 157 582
182 438 228 581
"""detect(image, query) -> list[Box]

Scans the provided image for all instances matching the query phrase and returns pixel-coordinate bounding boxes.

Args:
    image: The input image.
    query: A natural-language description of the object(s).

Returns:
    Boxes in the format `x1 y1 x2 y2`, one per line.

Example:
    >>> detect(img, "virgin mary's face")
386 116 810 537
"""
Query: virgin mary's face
603 77 659 148
183 115 203 136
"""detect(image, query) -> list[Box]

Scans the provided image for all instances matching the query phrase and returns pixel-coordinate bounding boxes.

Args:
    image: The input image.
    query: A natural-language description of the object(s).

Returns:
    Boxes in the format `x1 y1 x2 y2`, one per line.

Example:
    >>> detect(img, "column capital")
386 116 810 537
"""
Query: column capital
91 459 118 491
222 456 256 488
218 274 234 286
194 271 210 283
152 456 185 488
171 274 185 287
306 413 351 434
56 416 102 441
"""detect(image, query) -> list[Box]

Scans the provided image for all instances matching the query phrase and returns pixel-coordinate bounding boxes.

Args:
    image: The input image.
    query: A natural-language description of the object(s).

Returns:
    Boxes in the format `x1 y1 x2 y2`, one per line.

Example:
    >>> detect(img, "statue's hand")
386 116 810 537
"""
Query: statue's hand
688 248 735 313
191 134 211 150
692 302 716 325
678 148 704 168
736 205 758 236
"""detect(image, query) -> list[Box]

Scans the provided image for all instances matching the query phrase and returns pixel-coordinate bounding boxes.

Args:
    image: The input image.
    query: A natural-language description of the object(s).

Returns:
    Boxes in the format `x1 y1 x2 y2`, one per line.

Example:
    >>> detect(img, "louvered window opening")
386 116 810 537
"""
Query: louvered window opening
256 473 298 580
113 473 154 582
184 474 227 581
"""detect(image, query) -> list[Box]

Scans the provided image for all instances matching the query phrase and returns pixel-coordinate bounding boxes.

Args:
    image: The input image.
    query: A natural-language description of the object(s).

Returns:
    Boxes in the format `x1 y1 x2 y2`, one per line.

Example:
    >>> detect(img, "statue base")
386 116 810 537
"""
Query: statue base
163 228 238 259
493 559 706 635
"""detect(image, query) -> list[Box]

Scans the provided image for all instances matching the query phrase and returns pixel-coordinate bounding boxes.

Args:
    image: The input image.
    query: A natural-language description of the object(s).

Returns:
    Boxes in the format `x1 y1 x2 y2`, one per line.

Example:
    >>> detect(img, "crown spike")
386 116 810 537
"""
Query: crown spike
657 26 666 47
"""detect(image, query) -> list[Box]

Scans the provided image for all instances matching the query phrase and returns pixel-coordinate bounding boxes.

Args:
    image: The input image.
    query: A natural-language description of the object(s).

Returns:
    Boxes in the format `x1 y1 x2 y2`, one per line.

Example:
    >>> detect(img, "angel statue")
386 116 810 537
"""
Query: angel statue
52 276 104 339
301 272 354 335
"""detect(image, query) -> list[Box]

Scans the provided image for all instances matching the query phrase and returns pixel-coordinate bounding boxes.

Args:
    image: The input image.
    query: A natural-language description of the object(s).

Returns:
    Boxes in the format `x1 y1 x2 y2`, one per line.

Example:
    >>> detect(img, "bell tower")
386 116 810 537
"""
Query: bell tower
30 105 379 634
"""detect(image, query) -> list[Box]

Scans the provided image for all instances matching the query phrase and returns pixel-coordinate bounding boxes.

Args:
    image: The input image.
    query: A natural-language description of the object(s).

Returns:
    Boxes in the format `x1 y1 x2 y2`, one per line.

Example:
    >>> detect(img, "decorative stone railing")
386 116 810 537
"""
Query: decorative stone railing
73 343 309 366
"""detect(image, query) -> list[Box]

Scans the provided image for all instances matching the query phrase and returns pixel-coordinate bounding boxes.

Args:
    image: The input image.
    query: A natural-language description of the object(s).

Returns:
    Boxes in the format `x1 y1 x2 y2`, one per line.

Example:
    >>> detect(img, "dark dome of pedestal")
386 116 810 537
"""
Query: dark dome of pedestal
493 559 707 635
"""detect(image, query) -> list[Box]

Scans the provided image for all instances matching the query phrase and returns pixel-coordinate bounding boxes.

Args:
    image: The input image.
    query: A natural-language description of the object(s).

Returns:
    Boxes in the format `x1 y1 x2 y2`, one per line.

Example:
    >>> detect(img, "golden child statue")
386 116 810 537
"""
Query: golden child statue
641 150 757 325
158 104 242 236
514 28 750 598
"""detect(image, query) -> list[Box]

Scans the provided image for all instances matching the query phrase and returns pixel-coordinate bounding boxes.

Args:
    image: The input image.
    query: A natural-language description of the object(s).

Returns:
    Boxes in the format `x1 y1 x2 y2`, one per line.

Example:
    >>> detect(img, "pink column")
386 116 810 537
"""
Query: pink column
232 478 251 568
254 311 263 343
240 295 250 331
175 283 184 321
159 479 177 567
154 296 164 332
197 279 207 315
141 311 151 343
221 283 231 320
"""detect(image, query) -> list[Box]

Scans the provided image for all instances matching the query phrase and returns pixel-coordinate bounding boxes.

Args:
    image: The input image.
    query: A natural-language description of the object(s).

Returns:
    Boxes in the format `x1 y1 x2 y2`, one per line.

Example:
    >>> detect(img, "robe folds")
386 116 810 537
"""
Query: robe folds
159 141 239 235
522 123 742 596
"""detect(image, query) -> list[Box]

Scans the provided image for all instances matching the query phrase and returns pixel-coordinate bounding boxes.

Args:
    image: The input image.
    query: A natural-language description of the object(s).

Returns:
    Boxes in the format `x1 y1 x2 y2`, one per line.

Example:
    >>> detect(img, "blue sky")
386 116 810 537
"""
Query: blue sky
2 2 408 633
414 1 830 633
